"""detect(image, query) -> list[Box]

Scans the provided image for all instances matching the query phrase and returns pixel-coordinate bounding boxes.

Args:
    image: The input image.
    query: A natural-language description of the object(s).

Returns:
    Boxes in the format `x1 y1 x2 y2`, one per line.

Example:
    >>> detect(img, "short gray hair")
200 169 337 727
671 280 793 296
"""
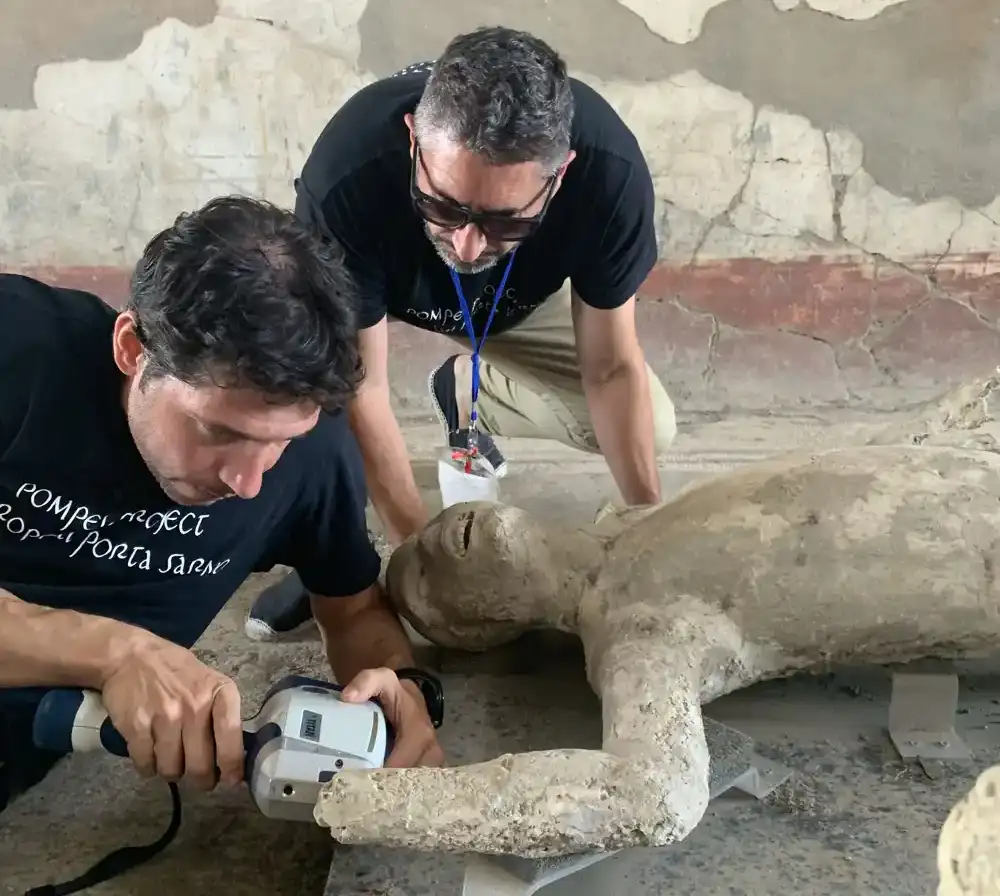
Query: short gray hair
414 26 575 174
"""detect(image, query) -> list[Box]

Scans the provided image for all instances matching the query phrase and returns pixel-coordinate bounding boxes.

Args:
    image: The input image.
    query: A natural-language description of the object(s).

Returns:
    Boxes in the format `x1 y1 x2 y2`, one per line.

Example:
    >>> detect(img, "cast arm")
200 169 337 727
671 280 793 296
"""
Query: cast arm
312 634 711 856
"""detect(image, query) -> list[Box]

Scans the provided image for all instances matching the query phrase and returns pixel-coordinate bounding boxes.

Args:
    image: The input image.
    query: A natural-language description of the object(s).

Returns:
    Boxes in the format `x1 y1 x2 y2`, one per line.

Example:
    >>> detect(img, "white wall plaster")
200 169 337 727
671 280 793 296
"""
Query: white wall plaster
840 171 965 261
584 70 756 222
615 0 731 45
658 205 714 264
586 72 999 265
948 202 1000 257
826 129 864 179
729 107 837 242
218 0 368 60
617 0 915 45
0 14 373 265
781 0 912 19
696 226 858 262
0 14 998 270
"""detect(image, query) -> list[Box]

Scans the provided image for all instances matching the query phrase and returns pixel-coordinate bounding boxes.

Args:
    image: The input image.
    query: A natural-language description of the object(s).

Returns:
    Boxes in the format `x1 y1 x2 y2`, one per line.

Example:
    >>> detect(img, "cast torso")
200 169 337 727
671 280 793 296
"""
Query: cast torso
597 446 1000 668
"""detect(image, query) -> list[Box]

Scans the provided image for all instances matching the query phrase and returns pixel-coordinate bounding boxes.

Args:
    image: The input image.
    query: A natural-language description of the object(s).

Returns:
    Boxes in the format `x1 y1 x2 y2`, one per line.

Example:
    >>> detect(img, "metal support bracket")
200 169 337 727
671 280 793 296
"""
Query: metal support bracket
327 718 797 894
887 671 972 764
460 718 793 894
724 752 794 800
461 853 617 896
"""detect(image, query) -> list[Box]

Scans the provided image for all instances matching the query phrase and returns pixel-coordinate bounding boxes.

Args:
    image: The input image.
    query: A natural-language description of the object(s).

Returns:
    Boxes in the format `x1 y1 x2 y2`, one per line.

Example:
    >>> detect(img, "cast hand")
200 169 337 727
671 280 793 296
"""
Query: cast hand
100 638 244 791
341 667 444 769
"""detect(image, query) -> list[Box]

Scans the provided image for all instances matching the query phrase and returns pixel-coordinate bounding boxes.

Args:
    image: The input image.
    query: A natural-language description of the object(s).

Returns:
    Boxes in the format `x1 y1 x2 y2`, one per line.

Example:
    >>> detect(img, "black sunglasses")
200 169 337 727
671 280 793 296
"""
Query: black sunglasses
409 144 557 242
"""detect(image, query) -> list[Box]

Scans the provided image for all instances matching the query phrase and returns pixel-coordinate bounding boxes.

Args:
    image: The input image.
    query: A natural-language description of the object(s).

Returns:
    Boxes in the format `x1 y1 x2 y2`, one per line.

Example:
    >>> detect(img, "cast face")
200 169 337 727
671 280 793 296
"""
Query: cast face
405 113 573 275
386 502 559 649
112 313 320 506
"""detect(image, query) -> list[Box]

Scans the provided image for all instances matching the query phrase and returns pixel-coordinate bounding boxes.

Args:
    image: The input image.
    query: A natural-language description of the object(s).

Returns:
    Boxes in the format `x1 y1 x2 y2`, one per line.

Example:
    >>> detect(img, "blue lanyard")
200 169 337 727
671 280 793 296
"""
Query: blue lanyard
448 250 517 437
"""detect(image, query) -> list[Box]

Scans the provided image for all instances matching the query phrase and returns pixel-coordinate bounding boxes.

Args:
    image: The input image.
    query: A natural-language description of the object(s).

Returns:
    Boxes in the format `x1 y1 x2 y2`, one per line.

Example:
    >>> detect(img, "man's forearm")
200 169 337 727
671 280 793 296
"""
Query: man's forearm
348 386 428 543
0 589 151 689
585 360 661 505
312 589 416 686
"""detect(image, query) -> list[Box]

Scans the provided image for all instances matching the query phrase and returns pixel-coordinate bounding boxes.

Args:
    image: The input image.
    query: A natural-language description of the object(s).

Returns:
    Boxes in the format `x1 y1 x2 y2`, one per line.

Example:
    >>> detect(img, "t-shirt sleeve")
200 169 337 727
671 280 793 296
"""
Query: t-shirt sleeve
277 414 382 598
570 154 659 311
295 173 391 330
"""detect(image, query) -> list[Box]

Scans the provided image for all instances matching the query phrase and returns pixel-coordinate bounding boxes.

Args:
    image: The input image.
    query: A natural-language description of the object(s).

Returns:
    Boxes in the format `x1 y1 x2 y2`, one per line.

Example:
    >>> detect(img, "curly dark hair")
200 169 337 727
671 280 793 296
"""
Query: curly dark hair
126 194 364 412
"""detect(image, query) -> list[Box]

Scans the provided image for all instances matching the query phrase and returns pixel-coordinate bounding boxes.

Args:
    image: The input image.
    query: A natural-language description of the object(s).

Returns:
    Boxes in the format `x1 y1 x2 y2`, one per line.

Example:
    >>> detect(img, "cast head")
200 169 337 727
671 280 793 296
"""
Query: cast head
406 26 577 274
113 195 363 506
385 501 586 649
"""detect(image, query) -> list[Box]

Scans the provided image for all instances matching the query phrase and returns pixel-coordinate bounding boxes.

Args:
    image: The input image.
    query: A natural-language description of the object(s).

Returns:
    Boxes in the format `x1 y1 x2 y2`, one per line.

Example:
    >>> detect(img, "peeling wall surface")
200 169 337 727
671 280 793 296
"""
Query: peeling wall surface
2 0 999 414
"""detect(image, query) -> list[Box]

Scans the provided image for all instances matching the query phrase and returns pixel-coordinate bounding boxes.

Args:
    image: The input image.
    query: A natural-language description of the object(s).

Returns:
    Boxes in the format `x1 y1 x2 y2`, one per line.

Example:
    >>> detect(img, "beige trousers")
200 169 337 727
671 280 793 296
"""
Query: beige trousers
445 282 677 455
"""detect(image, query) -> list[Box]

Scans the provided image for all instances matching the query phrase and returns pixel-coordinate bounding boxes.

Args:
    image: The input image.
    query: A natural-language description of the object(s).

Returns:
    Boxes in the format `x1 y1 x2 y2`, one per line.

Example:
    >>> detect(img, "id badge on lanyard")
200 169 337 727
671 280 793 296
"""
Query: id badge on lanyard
436 250 517 508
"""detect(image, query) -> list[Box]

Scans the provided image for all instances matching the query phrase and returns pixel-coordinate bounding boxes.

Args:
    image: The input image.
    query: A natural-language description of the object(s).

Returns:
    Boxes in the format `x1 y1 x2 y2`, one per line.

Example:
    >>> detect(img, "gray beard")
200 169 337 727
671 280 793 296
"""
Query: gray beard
425 224 506 275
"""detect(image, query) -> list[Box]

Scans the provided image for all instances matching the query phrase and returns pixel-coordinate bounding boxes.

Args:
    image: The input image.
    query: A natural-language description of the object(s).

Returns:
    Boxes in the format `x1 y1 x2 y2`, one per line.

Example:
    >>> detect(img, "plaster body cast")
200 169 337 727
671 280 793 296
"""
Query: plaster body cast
938 763 1000 896
314 375 1000 857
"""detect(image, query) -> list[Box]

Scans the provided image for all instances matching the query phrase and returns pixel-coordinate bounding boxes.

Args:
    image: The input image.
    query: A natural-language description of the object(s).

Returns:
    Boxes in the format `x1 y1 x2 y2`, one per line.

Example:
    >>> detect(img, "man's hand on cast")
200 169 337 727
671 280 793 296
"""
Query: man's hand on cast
100 637 245 791
340 666 444 768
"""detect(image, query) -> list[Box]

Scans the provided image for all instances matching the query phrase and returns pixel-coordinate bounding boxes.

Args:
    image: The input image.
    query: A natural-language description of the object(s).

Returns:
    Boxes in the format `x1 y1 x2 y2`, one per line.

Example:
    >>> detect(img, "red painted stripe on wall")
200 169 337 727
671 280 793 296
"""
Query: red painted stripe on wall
4 256 999 411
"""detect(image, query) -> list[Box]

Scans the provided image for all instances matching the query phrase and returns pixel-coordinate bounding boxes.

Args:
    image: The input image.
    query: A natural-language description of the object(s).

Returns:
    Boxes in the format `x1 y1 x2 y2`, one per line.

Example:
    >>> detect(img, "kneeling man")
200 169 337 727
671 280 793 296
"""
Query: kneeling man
0 196 443 818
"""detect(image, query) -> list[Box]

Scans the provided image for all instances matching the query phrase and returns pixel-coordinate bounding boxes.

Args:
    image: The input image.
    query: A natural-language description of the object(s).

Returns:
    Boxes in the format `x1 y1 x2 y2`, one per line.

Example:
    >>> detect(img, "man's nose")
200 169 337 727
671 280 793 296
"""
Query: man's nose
451 223 487 262
219 444 282 500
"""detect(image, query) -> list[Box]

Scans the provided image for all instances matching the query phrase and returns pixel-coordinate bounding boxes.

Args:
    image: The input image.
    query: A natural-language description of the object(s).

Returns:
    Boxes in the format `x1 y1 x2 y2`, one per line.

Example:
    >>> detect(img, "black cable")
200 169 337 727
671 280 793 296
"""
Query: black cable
24 781 182 895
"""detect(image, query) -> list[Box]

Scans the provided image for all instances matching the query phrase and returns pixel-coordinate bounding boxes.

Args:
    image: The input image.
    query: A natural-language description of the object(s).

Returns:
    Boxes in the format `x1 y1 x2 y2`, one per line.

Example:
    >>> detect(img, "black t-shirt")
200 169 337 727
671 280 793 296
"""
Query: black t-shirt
296 65 657 339
0 274 381 653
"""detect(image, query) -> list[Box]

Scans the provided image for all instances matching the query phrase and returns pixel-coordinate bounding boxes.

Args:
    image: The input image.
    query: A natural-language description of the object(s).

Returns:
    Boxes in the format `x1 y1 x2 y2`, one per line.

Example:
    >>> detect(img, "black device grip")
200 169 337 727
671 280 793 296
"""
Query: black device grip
31 688 259 770
32 678 397 765
32 688 126 756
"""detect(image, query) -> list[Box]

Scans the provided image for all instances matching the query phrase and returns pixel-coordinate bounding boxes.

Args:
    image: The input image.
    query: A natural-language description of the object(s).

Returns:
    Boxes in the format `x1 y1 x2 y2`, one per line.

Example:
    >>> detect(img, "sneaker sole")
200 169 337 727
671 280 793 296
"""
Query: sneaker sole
244 612 319 643
427 363 509 479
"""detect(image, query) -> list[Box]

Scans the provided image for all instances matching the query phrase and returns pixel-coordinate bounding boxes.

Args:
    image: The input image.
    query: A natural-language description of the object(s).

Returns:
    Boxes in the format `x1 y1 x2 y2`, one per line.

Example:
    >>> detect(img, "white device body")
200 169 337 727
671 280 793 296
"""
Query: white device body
56 682 387 824
248 684 389 822
69 689 113 751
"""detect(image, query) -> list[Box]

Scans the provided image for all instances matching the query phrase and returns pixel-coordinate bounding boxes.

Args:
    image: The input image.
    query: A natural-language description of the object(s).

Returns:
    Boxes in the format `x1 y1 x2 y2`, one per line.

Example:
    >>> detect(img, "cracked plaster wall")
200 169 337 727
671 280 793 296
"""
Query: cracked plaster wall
1 0 999 412
620 0 914 45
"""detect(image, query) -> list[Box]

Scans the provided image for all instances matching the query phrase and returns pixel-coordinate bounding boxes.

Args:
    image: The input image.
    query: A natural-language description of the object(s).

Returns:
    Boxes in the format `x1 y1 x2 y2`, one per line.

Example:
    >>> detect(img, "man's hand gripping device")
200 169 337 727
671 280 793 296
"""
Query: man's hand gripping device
31 675 393 821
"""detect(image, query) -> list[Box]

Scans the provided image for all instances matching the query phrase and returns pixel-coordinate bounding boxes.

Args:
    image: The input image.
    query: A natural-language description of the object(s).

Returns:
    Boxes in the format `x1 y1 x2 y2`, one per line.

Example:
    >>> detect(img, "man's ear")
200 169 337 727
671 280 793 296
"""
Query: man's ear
404 112 416 153
557 150 577 183
549 150 578 200
111 311 144 378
